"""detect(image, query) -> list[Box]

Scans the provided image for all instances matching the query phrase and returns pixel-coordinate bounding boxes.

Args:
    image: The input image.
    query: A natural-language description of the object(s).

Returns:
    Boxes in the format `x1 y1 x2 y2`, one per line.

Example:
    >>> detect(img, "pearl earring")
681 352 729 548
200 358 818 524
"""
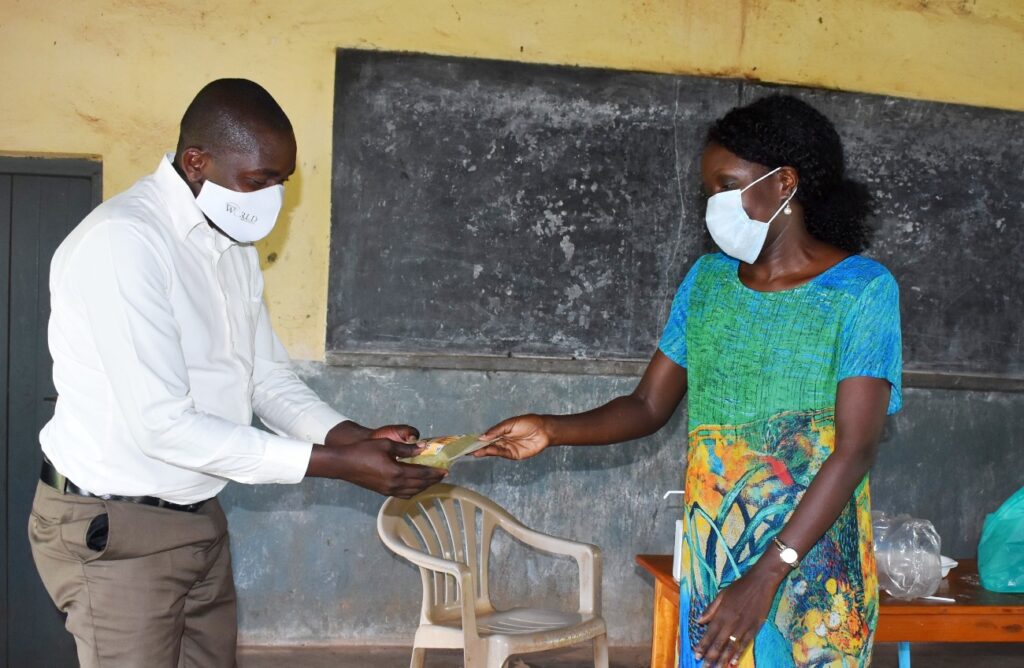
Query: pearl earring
784 202 793 215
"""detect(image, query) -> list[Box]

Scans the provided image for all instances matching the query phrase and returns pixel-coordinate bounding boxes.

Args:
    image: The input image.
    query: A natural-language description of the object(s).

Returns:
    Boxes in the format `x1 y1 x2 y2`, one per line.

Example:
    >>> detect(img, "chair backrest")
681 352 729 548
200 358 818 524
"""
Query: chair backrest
378 484 514 624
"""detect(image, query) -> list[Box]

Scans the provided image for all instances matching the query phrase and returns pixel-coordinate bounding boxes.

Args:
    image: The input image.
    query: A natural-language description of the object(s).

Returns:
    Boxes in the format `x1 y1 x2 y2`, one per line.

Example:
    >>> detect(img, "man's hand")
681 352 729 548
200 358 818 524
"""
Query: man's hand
322 420 420 447
368 424 419 444
473 414 552 460
306 438 445 498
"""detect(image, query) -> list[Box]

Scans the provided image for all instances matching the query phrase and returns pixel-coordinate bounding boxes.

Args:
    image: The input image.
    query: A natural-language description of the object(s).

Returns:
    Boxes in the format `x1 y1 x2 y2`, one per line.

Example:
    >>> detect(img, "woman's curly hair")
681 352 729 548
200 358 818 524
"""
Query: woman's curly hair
707 94 873 253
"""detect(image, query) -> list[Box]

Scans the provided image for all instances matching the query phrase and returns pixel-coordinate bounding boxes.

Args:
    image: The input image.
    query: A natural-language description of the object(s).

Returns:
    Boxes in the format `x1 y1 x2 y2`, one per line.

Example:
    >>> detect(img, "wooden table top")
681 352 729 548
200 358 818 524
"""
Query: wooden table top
636 554 676 589
877 559 1024 611
636 554 1024 643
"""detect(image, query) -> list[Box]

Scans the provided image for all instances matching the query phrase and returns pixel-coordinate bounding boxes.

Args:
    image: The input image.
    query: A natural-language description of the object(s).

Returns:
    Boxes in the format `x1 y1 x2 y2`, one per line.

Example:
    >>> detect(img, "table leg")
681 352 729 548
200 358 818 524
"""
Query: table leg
897 641 911 668
651 579 680 668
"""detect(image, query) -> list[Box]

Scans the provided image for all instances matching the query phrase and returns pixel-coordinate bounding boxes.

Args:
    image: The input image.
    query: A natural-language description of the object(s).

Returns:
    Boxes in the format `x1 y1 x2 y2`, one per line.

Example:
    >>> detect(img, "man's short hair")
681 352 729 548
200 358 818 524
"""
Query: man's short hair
175 79 293 156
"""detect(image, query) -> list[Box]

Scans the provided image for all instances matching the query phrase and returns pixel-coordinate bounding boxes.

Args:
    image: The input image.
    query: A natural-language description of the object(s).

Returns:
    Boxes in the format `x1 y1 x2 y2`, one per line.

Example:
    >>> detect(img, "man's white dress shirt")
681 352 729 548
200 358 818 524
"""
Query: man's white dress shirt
40 155 348 504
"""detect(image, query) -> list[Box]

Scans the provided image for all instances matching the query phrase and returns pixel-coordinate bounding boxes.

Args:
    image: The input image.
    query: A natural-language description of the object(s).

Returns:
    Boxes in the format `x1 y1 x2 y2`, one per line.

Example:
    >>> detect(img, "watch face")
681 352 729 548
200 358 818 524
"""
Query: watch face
781 547 799 564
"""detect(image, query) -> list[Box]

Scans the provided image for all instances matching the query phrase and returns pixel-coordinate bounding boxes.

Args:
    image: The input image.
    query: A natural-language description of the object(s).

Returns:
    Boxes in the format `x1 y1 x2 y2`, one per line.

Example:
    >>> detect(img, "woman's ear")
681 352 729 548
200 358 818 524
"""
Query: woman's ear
778 166 800 199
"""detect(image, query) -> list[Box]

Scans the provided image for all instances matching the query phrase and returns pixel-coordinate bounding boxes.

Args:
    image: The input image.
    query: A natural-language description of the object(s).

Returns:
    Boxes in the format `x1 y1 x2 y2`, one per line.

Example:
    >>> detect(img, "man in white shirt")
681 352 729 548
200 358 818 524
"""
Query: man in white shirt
28 79 446 668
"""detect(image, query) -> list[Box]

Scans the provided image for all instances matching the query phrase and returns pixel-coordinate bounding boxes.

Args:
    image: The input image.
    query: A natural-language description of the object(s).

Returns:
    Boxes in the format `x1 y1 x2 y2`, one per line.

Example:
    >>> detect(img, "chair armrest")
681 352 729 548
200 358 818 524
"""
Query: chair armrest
383 536 470 580
497 518 602 615
498 519 596 560
381 536 485 638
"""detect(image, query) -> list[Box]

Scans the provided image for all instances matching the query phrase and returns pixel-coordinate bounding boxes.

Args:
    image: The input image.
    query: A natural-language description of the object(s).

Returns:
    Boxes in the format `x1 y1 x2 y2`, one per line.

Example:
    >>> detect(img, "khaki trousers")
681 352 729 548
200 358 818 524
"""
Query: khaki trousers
28 482 237 668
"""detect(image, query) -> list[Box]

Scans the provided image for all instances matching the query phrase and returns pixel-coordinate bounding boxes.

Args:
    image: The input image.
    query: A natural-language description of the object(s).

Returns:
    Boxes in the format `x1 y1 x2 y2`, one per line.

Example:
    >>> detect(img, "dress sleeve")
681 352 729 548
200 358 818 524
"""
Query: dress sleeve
657 257 703 368
838 271 903 414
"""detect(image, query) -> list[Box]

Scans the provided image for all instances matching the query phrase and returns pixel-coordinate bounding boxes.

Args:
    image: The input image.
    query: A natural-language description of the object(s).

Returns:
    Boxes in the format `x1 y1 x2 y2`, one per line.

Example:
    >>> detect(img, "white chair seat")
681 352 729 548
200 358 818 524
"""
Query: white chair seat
476 608 588 635
416 610 604 646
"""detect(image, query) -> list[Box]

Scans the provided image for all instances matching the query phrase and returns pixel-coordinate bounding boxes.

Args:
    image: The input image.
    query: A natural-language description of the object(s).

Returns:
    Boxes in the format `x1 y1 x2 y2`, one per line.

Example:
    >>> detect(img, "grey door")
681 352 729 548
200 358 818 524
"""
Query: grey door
0 158 101 667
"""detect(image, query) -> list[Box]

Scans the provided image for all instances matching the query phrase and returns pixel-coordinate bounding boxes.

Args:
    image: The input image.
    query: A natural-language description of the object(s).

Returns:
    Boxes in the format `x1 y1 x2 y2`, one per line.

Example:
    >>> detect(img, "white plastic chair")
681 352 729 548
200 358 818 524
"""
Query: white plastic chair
377 483 609 668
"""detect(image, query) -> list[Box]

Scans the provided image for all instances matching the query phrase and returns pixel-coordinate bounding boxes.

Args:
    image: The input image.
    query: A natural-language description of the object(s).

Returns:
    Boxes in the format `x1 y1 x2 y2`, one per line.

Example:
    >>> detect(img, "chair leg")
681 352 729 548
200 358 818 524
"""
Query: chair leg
463 641 490 668
485 651 508 668
593 634 609 668
409 646 427 668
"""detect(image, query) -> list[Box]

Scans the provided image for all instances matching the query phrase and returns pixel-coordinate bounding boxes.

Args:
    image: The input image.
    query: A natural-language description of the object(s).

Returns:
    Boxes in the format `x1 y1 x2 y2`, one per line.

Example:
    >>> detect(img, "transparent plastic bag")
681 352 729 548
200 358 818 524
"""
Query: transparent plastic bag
872 511 942 600
978 486 1024 593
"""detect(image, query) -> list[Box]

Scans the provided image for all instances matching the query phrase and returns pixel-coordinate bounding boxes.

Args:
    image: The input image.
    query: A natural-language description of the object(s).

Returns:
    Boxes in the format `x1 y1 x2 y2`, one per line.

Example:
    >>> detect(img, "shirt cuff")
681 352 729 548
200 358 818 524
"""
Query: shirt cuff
290 402 351 444
256 434 315 484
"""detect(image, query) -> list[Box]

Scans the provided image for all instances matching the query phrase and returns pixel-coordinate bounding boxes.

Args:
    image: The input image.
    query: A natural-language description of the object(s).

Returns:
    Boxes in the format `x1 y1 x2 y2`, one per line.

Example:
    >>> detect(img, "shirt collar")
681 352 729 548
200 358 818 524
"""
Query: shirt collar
153 153 239 252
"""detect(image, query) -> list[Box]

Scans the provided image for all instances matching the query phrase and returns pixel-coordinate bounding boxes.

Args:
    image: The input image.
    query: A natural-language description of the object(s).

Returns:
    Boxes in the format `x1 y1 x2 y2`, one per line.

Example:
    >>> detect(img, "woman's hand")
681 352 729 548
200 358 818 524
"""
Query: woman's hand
694 558 790 667
473 414 552 460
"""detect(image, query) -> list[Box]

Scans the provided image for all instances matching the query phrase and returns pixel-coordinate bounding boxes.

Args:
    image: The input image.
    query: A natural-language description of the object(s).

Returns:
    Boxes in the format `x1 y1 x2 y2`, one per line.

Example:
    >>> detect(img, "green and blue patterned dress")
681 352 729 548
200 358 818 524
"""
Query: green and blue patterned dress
659 252 902 667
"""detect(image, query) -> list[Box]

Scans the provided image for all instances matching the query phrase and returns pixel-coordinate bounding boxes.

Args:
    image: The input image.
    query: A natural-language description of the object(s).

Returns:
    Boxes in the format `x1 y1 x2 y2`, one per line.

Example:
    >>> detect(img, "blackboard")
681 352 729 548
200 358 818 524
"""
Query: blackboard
328 50 1024 383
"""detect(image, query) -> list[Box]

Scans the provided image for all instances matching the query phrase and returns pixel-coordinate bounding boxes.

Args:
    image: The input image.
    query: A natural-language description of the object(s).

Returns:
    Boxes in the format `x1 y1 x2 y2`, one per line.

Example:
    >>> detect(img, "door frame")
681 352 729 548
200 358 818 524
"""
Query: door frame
0 156 102 199
0 155 101 664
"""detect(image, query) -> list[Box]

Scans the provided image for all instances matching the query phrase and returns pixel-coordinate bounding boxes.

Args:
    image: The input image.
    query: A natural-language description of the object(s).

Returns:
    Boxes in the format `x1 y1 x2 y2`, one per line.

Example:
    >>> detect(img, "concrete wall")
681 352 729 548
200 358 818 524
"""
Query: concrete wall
223 365 1023 645
3 0 1022 649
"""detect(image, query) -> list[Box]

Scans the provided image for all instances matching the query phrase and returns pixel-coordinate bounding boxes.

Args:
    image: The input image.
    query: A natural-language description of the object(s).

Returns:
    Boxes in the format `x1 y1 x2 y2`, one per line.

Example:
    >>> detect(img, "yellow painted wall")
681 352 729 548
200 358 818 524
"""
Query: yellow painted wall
2 0 1021 359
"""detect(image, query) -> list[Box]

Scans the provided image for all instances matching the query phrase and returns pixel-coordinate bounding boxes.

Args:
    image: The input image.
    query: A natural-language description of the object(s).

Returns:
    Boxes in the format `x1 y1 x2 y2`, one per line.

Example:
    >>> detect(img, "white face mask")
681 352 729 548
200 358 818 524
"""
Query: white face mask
705 166 797 264
195 179 284 243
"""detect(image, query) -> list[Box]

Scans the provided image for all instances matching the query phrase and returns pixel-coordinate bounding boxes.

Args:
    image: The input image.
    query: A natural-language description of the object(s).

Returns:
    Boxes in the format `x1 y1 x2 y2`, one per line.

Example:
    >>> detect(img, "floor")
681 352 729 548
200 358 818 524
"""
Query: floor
238 642 1024 667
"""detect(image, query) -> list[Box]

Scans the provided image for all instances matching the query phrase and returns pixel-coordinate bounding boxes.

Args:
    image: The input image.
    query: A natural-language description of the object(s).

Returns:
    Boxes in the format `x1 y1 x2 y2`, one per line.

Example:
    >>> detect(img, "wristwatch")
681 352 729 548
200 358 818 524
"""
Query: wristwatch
773 537 800 568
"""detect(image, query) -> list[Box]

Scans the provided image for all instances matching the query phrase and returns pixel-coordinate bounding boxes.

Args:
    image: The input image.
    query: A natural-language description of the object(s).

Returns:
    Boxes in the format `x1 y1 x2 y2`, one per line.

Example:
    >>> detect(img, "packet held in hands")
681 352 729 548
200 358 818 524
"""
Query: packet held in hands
399 434 495 469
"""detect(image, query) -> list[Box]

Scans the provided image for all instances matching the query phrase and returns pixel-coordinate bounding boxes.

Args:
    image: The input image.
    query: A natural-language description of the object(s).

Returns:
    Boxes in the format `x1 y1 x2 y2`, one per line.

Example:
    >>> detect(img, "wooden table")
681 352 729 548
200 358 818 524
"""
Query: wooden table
636 555 683 668
636 554 1024 668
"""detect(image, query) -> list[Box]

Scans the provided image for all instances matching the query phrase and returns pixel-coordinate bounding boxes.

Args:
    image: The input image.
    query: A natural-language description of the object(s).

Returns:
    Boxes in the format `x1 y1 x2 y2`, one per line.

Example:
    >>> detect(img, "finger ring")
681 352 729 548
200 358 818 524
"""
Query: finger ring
728 634 738 643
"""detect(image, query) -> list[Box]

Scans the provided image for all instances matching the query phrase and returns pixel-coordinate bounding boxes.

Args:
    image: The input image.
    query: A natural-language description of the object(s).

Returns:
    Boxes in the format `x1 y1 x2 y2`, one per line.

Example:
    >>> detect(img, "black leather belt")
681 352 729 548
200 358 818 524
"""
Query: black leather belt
40 456 208 513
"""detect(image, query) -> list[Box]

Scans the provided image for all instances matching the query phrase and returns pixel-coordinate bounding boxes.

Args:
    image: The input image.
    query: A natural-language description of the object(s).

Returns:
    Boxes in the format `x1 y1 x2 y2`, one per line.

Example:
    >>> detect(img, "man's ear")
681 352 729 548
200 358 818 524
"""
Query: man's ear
179 147 209 184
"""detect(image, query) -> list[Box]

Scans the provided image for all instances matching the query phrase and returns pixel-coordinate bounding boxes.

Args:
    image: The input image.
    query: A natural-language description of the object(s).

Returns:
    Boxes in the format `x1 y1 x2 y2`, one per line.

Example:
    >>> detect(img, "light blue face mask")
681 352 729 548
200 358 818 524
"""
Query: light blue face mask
704 167 797 264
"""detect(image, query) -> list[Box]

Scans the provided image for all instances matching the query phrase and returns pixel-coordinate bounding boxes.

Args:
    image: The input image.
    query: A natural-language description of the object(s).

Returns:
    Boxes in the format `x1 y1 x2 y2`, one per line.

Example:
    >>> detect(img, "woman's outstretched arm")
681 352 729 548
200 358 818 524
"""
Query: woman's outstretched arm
474 350 688 460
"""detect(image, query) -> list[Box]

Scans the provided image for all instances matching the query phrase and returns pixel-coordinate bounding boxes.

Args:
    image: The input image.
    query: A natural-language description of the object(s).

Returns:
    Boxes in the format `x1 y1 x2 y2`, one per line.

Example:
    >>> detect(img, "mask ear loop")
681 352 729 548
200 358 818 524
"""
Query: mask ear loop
739 166 782 193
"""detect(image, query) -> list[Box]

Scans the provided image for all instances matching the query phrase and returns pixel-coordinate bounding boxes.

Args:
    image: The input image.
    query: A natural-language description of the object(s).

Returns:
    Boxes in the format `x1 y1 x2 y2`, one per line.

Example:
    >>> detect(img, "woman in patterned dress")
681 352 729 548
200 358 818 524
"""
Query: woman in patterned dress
477 95 902 667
